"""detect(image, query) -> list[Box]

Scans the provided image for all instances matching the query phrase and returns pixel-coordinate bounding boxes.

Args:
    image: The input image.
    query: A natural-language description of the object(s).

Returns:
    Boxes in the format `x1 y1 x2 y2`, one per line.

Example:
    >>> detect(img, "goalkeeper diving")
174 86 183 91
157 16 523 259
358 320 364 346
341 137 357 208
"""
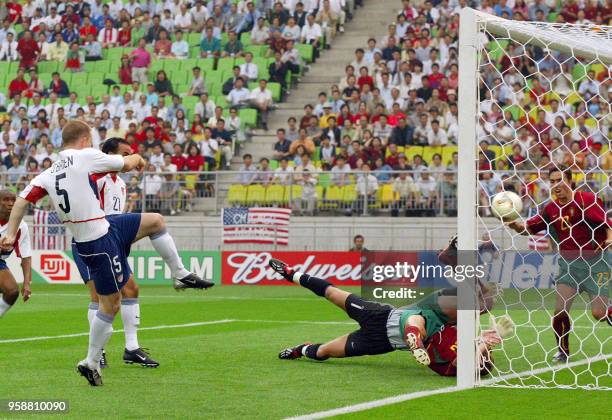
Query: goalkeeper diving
272 238 513 376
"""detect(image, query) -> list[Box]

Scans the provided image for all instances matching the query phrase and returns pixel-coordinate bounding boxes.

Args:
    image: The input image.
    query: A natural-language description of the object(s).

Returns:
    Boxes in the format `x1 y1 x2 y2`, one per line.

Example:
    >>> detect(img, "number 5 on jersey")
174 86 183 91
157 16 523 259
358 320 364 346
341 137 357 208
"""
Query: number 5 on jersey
55 173 71 213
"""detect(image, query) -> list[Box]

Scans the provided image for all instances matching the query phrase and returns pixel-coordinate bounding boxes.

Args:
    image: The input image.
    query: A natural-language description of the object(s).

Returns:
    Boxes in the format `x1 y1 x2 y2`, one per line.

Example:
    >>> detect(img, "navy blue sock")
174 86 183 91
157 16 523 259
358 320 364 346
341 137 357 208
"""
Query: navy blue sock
298 274 331 297
304 344 328 361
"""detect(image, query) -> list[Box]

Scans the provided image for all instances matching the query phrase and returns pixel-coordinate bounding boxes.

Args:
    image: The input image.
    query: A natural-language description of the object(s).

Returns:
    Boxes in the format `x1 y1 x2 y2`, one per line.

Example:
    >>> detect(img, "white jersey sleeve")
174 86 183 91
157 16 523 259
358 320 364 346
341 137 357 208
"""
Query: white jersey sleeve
15 221 31 259
85 147 125 174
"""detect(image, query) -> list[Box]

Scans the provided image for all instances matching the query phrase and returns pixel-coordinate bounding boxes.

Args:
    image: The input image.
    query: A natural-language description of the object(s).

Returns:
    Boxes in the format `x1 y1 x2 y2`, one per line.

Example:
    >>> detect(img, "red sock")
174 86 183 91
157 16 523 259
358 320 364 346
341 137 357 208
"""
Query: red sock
404 326 424 348
552 312 571 355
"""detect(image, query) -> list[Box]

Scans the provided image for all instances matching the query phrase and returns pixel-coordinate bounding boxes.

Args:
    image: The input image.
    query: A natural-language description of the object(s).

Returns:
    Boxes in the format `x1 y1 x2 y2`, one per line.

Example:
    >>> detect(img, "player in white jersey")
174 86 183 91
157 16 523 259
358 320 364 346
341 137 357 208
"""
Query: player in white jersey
72 138 158 368
0 120 214 386
0 190 32 319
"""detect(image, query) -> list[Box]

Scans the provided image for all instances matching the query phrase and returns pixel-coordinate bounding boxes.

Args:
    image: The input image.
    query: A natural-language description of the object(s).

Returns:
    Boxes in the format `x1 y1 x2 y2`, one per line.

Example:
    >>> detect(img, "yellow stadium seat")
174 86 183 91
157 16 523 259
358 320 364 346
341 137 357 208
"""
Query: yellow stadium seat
564 91 584 106
246 185 266 205
442 145 457 165
488 145 502 159
422 146 443 164
265 185 285 205
284 185 301 202
342 184 357 203
584 118 597 128
404 146 423 161
325 185 343 201
381 184 397 206
228 184 247 205
183 174 198 190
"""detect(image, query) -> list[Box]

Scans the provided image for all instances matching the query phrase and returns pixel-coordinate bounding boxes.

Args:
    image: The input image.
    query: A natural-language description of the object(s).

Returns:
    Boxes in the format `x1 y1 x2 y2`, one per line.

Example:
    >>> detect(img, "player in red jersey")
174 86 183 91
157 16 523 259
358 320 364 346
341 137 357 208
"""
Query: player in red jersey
426 323 506 377
509 165 611 363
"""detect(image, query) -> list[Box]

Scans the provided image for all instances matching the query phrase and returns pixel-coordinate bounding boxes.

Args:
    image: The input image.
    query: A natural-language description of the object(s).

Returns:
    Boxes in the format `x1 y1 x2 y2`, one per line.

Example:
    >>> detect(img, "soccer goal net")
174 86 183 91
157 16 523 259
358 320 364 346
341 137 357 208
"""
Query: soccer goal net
457 8 611 390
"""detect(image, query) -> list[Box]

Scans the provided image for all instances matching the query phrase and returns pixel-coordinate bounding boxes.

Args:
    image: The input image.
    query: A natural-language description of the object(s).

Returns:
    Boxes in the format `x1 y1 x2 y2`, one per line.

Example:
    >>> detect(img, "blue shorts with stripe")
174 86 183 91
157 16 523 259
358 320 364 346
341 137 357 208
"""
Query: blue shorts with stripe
0 259 7 270
74 213 141 295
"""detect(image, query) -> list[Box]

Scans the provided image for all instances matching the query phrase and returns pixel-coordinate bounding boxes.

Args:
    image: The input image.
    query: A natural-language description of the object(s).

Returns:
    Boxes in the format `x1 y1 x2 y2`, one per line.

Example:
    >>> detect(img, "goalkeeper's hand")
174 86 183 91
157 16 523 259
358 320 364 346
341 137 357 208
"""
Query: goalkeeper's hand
488 314 514 338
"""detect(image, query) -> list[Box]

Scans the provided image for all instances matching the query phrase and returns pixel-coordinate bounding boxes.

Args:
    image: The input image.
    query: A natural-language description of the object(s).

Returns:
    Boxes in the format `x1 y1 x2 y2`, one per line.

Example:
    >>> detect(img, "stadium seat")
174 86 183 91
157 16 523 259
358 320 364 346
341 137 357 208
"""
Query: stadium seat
442 145 457 165
107 48 123 61
239 108 258 128
404 146 424 161
180 58 198 71
265 185 285 205
295 43 313 63
324 185 343 206
268 82 282 102
38 61 58 73
246 185 266 204
217 58 235 73
284 184 301 203
88 72 105 85
70 72 88 87
342 184 357 204
572 63 588 82
228 184 247 206
381 184 397 206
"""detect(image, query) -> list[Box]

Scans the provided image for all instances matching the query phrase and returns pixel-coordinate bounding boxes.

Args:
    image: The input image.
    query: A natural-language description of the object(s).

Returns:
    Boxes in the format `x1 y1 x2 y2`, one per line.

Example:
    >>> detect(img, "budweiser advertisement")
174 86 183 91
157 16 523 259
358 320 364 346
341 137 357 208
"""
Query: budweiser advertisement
222 251 362 286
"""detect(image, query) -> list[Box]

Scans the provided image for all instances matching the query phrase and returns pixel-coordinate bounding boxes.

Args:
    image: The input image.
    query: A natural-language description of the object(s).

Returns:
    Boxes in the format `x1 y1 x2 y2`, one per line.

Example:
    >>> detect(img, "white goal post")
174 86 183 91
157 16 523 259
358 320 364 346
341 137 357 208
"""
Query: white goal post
457 8 611 390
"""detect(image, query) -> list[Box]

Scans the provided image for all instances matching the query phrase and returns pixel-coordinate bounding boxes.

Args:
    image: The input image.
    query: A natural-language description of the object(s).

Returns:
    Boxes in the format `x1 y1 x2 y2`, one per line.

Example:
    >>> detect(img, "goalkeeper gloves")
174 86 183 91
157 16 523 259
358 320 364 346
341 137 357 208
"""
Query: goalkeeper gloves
488 314 515 338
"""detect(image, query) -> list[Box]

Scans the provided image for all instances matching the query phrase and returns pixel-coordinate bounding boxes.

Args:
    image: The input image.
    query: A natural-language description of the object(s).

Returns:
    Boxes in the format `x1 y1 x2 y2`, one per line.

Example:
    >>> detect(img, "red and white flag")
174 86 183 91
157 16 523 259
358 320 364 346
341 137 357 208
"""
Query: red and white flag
222 207 291 245
32 208 67 250
528 231 549 251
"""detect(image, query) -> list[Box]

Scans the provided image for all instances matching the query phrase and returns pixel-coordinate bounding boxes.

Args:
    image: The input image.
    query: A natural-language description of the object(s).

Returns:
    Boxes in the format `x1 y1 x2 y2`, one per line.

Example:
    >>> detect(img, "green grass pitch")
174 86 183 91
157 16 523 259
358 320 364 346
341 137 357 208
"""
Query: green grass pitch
0 285 609 419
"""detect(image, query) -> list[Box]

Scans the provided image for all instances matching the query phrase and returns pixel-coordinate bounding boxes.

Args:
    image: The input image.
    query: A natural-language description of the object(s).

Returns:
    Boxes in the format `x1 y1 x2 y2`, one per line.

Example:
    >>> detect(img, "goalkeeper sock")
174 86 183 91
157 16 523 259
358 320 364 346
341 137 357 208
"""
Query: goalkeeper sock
552 312 571 355
87 302 99 327
121 298 140 351
302 344 328 361
294 272 331 297
0 296 13 318
150 229 190 279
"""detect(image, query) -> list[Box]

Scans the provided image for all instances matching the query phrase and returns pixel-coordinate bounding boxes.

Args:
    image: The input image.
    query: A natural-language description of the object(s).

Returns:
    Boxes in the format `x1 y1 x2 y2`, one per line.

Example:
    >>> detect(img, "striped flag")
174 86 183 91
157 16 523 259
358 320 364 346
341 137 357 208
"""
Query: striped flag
33 208 67 250
222 207 291 245
528 231 549 251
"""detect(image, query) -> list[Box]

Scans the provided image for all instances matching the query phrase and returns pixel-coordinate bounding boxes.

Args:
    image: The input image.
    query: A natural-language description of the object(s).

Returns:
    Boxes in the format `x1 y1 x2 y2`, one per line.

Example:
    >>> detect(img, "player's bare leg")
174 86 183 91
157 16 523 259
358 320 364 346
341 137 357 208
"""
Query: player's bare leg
134 213 214 290
120 275 159 367
0 269 20 318
552 284 577 362
589 294 611 326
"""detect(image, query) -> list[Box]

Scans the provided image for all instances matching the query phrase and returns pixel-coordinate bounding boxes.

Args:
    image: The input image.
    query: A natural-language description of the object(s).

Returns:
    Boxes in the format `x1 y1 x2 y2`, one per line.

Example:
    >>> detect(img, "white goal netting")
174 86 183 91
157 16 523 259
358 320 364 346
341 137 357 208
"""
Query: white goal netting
463 10 611 390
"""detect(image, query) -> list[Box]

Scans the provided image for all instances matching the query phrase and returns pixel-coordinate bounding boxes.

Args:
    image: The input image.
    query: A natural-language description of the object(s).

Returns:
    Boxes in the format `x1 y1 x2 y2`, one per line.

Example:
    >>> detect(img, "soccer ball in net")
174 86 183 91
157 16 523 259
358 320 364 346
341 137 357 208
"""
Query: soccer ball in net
490 191 523 221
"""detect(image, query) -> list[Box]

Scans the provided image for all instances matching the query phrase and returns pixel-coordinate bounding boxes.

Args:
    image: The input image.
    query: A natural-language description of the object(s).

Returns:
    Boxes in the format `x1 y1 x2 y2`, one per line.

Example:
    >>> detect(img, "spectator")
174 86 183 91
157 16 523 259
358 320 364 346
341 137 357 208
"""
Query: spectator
272 157 294 185
184 144 205 172
251 158 274 186
171 30 189 59
222 30 243 57
269 50 289 94
0 31 17 61
199 127 219 170
188 66 207 96
316 0 338 49
195 92 216 120
249 79 273 130
355 163 378 215
416 171 438 210
48 72 69 98
129 38 151 85
289 128 316 156
211 119 234 169
227 77 252 108
154 30 173 58
8 69 28 99
223 66 243 95
238 153 257 185
83 33 102 61
330 155 351 186
427 120 448 146
250 16 270 45
301 14 322 58
25 69 44 98
140 163 162 212
392 171 417 215
98 19 118 49
154 70 174 97
117 20 132 47
118 55 133 85
239 52 259 81
293 169 317 216
273 128 291 160
16 30 39 69
200 27 221 58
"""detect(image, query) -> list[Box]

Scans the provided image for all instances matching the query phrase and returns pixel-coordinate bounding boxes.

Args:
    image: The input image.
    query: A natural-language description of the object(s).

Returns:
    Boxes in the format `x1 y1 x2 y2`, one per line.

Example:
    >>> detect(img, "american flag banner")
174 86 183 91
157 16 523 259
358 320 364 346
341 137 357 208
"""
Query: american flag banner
222 207 291 245
33 208 68 250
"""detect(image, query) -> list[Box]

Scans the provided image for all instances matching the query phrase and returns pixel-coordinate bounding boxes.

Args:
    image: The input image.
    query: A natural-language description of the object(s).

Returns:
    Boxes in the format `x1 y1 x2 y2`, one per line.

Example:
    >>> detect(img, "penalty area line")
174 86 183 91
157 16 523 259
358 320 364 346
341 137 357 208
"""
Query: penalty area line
286 354 612 419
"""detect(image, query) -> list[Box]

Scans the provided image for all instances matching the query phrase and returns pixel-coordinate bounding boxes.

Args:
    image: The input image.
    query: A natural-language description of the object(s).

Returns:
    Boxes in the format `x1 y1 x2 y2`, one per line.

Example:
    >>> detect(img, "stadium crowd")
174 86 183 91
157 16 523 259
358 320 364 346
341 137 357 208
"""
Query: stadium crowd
0 0 609 217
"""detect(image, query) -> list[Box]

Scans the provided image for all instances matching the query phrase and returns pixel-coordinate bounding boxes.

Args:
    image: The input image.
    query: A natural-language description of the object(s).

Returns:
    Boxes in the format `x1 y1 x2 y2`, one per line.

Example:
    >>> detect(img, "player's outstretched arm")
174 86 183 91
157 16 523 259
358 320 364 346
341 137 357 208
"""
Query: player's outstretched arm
0 197 29 250
506 220 528 235
121 154 146 173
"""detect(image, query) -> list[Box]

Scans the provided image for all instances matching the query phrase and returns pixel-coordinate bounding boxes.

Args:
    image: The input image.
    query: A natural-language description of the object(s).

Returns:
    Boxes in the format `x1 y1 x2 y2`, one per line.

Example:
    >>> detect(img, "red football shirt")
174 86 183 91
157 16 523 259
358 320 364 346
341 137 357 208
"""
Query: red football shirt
426 325 457 377
526 191 611 258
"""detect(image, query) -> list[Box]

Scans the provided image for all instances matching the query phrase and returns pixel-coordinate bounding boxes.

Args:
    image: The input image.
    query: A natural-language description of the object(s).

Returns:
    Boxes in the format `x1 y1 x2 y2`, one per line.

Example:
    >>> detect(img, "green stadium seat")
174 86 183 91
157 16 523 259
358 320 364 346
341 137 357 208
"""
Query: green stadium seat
38 73 52 86
38 61 58 73
217 57 235 73
163 60 181 73
70 72 88 87
107 48 124 61
244 45 266 57
198 58 215 73
214 95 228 108
0 61 10 75
240 33 252 46
90 84 108 100
180 58 198 71
268 82 281 102
87 72 105 85
295 43 313 63
168 70 188 85
239 108 257 128
186 32 201 46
